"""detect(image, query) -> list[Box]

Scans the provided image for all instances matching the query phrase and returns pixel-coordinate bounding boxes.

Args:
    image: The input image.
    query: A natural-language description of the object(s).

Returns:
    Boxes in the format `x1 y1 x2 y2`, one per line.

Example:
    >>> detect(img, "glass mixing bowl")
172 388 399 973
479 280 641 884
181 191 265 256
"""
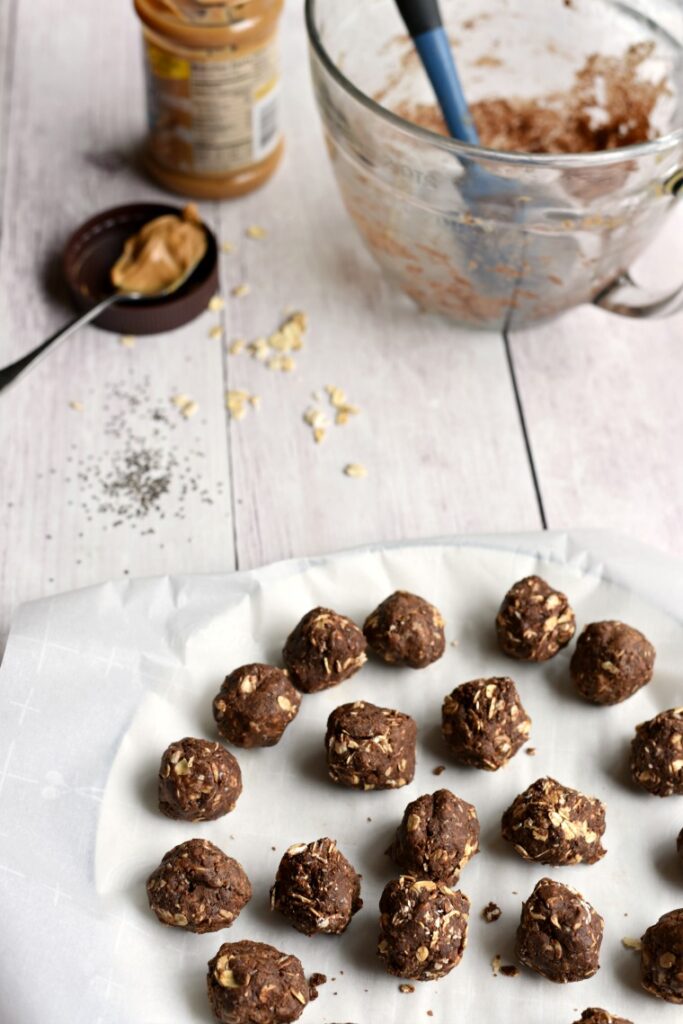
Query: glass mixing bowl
305 0 683 330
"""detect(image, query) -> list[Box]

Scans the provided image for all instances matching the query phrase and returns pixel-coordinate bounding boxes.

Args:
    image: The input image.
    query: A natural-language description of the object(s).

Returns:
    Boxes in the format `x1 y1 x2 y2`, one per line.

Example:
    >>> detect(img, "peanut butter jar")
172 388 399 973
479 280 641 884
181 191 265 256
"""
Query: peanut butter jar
133 0 284 199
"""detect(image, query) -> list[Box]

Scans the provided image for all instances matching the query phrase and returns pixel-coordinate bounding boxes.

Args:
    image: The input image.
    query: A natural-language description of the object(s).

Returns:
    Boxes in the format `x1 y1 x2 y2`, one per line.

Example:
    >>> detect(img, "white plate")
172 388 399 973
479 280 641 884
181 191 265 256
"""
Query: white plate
0 531 682 1024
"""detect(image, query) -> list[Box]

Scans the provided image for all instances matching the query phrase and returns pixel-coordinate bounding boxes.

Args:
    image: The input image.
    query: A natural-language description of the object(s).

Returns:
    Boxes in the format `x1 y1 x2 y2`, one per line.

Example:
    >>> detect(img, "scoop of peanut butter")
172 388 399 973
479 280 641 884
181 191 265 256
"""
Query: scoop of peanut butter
111 204 207 296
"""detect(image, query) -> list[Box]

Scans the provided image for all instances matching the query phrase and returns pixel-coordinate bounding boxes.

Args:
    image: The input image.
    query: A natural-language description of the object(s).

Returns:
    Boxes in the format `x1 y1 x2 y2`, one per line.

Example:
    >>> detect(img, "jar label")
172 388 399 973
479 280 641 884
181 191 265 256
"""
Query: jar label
143 37 281 176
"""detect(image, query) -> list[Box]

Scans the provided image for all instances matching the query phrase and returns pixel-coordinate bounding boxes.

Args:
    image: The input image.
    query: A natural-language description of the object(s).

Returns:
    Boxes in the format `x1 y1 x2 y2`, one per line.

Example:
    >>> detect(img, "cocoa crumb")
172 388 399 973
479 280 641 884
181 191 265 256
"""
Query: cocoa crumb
394 43 668 154
433 765 446 776
483 901 502 923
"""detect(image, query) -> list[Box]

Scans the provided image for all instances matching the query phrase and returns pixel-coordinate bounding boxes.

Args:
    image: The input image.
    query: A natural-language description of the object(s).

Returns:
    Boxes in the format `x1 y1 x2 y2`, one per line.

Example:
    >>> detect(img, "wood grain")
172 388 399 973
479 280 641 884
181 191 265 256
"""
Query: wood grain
0 0 18 223
219 3 541 571
3 0 681 651
0 0 234 644
509 202 683 555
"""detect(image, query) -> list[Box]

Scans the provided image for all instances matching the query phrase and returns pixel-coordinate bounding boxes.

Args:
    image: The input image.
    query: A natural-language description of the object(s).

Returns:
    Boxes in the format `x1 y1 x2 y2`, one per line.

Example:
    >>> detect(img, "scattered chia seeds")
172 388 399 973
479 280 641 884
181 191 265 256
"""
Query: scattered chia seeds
73 378 223 527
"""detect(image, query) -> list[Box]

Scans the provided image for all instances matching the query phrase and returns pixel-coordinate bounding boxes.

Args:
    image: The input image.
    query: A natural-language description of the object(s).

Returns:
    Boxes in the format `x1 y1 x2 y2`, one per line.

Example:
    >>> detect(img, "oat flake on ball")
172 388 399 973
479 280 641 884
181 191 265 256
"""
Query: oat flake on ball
363 590 445 668
502 777 606 866
387 789 480 885
147 839 251 933
640 908 683 1004
441 676 531 770
158 737 242 822
207 939 310 1024
516 877 604 983
377 875 470 981
283 607 366 693
496 575 575 661
325 700 417 790
213 663 300 748
270 837 362 935
570 620 655 704
630 707 683 797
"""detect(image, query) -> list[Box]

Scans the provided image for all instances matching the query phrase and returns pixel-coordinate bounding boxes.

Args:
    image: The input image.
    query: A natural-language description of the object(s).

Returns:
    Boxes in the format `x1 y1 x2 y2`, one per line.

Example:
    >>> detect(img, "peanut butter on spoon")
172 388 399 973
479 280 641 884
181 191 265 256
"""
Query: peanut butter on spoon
110 204 207 296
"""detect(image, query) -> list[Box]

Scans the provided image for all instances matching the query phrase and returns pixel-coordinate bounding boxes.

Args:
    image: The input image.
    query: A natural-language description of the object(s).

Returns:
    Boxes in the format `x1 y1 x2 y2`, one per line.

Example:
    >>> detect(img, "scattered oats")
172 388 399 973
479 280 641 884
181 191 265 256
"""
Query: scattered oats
304 407 328 430
267 353 295 373
491 955 502 977
232 283 250 298
344 462 368 479
220 241 234 254
325 383 360 425
209 325 224 340
313 427 326 444
268 311 307 352
208 295 225 312
248 338 269 361
180 399 199 419
118 334 136 348
170 394 199 419
326 384 347 406
399 984 415 994
246 224 267 240
226 389 259 420
622 936 642 951
229 338 246 355
68 400 84 412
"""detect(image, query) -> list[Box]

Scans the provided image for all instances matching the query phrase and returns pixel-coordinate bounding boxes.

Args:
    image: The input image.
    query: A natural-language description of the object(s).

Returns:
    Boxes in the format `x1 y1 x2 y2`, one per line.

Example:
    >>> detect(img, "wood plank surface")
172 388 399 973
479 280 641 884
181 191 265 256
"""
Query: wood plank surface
219 3 542 571
0 0 235 646
509 202 683 556
3 0 681 649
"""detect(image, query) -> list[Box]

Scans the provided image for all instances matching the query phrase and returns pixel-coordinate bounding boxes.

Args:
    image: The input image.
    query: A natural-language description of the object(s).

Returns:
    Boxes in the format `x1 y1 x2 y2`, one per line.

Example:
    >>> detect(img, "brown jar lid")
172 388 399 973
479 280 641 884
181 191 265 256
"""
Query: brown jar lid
62 202 219 335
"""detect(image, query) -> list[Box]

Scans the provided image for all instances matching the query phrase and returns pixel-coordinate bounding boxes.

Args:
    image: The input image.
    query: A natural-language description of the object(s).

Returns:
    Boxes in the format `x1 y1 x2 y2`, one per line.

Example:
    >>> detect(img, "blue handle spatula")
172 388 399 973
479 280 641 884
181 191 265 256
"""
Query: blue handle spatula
395 0 480 145
395 0 519 207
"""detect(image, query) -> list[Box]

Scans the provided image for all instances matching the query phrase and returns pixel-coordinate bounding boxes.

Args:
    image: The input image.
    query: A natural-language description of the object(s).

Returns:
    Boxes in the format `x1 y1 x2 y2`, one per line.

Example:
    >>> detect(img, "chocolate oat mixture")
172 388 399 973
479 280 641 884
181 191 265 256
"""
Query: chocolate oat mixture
395 43 668 154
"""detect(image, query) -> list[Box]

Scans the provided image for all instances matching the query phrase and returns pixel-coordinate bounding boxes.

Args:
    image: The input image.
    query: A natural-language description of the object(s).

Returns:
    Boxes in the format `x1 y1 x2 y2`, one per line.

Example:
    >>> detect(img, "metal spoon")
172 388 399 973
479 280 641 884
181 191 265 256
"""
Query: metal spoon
0 257 203 394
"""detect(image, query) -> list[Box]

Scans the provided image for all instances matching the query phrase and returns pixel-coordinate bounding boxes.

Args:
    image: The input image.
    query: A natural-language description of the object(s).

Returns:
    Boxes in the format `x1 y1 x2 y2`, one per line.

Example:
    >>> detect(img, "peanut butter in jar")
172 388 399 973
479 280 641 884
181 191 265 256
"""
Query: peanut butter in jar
133 0 284 199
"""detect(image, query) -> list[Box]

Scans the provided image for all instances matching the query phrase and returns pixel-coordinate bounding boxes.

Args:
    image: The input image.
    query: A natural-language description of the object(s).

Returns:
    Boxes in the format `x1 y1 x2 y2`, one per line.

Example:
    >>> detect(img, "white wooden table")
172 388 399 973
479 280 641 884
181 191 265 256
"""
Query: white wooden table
1 0 682 650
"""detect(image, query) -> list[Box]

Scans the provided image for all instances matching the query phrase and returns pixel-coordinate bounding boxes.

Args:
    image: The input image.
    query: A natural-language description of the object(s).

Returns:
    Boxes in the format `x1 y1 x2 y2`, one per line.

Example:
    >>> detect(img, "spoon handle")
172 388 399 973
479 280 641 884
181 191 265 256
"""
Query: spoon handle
394 0 479 144
0 293 119 394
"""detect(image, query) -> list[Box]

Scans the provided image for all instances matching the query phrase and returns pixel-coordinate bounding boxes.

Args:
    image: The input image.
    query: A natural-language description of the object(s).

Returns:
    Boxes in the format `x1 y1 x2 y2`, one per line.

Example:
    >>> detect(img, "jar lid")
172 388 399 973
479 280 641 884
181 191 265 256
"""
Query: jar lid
155 0 250 27
134 0 279 48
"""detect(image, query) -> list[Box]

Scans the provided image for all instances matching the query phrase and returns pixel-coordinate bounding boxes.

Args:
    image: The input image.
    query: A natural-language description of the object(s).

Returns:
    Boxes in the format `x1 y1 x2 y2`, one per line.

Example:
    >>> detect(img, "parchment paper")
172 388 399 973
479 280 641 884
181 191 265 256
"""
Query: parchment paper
0 531 681 1024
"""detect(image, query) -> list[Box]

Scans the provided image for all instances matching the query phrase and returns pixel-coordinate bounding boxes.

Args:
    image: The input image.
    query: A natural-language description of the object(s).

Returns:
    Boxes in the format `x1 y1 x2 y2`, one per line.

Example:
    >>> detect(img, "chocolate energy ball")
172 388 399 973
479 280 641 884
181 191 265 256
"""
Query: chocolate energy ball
270 837 362 935
572 1012 633 1024
496 575 576 661
501 777 607 866
630 708 683 797
147 839 252 933
282 607 366 693
325 700 417 790
207 940 309 1024
441 676 531 771
377 875 470 981
516 877 604 983
678 827 683 864
387 789 480 884
570 620 655 705
641 908 683 1004
158 737 242 822
213 663 301 748
363 590 445 668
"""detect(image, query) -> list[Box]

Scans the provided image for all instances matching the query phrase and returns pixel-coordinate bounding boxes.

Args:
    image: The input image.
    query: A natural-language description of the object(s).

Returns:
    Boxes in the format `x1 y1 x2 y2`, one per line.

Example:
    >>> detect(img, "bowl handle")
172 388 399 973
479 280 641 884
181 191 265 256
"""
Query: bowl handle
593 168 683 319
